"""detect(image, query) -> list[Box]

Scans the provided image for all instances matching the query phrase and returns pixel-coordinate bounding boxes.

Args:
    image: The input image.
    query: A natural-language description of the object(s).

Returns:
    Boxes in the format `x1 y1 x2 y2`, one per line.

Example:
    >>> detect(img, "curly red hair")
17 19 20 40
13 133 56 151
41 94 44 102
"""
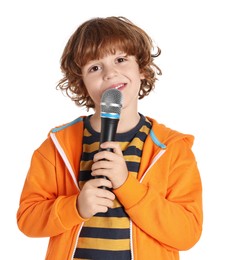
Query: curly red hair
57 16 162 110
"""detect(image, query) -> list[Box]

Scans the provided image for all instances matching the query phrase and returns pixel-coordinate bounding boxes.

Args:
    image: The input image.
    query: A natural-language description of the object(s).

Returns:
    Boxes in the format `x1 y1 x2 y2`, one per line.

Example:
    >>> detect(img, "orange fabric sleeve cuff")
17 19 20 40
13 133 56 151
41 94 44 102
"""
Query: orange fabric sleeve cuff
113 173 148 209
57 195 87 229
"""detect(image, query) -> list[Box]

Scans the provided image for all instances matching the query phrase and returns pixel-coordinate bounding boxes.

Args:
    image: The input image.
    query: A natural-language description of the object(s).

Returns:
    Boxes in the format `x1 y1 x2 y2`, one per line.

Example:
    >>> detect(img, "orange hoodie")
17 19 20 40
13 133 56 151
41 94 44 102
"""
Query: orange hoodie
17 116 203 260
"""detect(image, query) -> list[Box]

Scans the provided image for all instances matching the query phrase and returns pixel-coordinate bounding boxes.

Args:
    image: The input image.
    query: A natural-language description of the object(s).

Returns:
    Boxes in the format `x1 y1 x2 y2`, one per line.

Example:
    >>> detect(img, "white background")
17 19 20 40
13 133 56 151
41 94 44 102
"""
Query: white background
1 0 224 259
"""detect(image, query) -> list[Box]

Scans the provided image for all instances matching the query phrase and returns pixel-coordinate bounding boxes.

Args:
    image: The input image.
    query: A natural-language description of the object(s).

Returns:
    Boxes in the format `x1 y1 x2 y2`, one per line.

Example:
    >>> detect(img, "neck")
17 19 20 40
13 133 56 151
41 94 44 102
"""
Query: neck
116 112 140 133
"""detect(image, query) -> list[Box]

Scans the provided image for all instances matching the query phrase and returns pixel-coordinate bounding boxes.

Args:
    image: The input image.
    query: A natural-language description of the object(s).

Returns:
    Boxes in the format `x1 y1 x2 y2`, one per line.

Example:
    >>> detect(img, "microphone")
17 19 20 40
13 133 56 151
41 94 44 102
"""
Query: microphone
99 88 123 151
96 88 123 188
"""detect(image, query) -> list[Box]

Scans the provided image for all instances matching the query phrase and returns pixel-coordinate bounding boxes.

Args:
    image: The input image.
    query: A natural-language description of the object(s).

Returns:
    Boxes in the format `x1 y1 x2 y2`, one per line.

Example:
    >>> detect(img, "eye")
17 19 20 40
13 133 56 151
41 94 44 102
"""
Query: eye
89 65 101 73
116 57 127 63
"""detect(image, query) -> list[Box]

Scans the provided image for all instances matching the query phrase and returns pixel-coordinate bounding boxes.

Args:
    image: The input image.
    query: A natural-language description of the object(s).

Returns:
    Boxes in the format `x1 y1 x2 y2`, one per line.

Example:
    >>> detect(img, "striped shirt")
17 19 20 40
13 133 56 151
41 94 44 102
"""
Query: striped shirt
74 114 151 260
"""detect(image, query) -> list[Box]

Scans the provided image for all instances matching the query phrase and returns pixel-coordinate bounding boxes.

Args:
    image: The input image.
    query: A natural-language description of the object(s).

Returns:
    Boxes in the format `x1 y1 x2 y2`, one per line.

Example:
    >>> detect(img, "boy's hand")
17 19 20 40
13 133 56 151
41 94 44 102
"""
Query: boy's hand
77 178 115 219
91 142 128 189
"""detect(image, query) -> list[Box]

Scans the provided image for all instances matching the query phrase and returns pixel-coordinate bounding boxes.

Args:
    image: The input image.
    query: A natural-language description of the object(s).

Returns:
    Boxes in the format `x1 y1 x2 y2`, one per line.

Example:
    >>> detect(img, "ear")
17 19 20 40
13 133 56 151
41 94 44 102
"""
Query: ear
140 72 145 80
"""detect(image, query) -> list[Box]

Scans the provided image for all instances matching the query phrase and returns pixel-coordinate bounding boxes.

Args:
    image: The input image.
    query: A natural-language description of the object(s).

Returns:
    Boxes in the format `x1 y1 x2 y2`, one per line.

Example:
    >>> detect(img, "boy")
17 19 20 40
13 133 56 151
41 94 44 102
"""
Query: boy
17 16 203 259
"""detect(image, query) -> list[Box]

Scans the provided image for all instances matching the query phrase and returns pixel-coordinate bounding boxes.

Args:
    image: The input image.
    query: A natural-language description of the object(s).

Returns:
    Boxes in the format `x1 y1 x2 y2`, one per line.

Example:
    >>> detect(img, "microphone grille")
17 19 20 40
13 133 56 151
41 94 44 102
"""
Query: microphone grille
101 88 123 117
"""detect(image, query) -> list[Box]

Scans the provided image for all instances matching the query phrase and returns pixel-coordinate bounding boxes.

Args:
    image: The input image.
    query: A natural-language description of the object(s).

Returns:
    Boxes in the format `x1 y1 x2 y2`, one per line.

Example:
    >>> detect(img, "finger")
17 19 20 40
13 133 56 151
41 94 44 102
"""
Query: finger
99 142 123 155
88 178 113 189
93 149 121 163
94 205 108 214
96 189 115 201
91 168 112 179
93 150 111 162
96 197 115 209
91 159 113 171
82 198 114 217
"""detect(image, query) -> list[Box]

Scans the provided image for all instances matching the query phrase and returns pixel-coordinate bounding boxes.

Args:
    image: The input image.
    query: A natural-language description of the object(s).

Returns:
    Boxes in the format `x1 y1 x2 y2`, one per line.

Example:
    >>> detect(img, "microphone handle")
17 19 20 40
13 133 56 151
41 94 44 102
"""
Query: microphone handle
97 117 119 189
99 117 119 150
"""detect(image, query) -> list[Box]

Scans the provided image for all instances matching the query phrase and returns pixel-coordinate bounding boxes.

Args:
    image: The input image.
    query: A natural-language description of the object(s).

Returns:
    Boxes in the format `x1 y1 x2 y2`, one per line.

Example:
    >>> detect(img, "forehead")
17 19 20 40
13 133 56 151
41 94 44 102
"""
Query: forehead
79 38 136 66
85 49 127 63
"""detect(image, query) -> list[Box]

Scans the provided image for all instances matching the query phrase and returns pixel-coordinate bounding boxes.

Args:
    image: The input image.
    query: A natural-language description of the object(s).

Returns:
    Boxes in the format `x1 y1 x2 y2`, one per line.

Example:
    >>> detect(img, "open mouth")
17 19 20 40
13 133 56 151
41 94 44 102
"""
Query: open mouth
114 83 126 91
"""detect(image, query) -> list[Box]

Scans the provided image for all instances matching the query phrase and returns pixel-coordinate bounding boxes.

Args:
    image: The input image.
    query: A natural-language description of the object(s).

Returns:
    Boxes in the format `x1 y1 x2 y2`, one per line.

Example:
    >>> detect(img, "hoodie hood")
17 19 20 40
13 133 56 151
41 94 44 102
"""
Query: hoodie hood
147 117 194 149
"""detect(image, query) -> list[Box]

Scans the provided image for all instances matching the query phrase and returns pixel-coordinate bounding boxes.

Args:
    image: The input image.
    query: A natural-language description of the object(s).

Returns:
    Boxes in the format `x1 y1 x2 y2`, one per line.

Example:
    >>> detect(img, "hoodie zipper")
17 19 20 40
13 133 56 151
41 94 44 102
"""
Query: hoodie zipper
140 149 166 183
50 132 80 191
71 223 84 260
130 148 166 259
50 132 85 259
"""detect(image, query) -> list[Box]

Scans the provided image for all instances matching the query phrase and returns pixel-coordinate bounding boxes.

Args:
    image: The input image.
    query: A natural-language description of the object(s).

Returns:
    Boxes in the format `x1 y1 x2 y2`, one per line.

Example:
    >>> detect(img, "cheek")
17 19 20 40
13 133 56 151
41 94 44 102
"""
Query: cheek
84 85 102 106
83 78 97 96
87 89 100 104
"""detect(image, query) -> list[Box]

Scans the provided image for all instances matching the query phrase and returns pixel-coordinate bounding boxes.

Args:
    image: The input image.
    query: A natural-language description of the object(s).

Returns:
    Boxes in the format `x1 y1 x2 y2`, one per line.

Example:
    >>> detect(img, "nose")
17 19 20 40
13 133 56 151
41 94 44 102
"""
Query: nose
103 65 117 80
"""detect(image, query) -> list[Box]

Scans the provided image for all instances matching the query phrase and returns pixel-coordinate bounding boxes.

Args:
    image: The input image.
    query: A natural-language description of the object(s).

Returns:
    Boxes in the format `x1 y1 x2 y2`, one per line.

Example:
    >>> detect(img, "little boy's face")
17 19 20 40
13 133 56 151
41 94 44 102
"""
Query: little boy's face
81 50 144 113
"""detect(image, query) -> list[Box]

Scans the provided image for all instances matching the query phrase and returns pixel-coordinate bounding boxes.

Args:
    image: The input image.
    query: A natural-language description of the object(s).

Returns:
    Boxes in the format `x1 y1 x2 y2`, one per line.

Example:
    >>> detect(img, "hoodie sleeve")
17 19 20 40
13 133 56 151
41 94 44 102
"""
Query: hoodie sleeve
114 137 203 251
17 137 86 238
